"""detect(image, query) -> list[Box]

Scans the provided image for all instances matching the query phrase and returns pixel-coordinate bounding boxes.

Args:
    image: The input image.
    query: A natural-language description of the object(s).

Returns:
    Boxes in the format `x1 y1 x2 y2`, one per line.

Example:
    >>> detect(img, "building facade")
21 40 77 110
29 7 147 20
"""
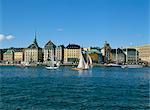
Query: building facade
0 49 7 61
101 41 111 63
55 45 64 63
129 44 150 63
0 49 3 61
14 49 24 63
88 47 102 63
64 44 81 63
43 40 56 63
3 49 14 63
24 36 42 63
123 48 139 64
110 48 126 64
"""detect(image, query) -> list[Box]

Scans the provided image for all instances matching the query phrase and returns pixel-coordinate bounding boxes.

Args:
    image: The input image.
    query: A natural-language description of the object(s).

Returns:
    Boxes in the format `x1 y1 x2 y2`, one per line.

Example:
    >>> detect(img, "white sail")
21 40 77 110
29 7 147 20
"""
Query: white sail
84 63 89 69
87 54 92 65
74 51 92 70
77 52 85 68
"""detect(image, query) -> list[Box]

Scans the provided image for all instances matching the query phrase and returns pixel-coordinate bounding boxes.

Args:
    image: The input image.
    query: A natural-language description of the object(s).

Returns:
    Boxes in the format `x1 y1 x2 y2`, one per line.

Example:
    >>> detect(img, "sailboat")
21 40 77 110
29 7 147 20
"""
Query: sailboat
72 51 92 70
121 47 143 68
45 51 59 70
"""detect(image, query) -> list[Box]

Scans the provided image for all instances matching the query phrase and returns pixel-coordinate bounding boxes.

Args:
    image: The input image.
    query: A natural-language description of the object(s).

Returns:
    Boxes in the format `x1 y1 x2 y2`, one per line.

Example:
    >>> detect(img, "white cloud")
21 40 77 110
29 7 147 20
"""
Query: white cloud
0 34 15 42
6 35 15 40
0 34 5 42
57 28 63 32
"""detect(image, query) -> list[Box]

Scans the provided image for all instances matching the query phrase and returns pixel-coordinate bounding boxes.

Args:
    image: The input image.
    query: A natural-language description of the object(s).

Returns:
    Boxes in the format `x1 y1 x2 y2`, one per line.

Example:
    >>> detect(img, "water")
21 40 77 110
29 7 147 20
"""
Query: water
0 66 149 110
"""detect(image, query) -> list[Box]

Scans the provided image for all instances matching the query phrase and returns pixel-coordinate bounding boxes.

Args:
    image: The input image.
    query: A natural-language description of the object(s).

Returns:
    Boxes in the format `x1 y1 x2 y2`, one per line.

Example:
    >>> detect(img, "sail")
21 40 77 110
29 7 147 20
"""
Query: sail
84 63 89 69
87 54 92 65
77 51 91 69
77 52 84 68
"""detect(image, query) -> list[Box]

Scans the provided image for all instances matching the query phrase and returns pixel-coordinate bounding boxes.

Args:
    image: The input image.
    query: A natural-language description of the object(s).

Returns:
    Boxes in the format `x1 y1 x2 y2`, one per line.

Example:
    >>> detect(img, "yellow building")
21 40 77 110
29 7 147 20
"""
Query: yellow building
14 50 24 63
83 48 91 51
89 53 98 62
129 44 150 63
24 36 42 63
55 45 64 63
64 44 81 63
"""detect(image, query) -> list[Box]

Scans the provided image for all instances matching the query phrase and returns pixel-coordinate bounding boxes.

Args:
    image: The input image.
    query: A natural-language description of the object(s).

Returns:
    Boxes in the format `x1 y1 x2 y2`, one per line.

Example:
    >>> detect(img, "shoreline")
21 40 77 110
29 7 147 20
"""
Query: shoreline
0 63 149 67
0 63 104 67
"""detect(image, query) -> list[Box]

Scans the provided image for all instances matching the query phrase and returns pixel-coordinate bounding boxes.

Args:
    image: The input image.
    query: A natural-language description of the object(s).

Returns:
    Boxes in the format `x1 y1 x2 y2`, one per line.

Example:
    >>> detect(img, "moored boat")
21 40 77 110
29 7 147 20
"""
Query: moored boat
45 52 60 70
45 66 59 69
106 63 121 67
121 64 143 68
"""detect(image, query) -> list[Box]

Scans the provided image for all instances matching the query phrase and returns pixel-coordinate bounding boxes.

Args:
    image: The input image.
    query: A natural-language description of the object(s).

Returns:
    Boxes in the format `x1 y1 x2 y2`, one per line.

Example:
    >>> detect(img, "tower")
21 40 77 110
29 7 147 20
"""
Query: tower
33 32 38 47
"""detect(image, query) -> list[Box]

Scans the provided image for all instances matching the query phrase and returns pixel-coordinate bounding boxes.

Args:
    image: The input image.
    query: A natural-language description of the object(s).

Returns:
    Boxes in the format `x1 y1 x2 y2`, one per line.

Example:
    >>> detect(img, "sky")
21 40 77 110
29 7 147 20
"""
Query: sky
0 0 149 48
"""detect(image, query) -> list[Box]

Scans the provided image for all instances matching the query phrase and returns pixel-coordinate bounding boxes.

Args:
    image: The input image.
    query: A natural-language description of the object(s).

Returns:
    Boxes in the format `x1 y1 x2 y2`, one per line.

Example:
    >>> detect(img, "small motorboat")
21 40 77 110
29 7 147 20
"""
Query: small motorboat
121 64 143 68
45 66 59 70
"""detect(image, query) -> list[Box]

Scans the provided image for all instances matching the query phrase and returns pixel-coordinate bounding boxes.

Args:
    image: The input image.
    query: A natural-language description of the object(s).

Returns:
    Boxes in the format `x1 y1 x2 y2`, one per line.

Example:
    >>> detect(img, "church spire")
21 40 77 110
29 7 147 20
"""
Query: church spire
33 31 38 47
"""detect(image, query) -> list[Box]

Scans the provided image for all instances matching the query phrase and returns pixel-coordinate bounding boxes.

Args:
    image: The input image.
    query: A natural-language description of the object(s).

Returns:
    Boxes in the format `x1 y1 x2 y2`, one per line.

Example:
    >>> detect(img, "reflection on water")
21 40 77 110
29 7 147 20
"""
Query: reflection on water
78 69 93 77
0 66 150 110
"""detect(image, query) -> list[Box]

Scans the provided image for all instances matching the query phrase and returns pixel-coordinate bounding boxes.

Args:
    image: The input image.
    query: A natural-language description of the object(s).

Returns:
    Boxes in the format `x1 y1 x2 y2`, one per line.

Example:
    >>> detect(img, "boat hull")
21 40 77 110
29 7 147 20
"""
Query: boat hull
72 68 88 70
45 66 59 70
121 65 143 68
105 63 121 67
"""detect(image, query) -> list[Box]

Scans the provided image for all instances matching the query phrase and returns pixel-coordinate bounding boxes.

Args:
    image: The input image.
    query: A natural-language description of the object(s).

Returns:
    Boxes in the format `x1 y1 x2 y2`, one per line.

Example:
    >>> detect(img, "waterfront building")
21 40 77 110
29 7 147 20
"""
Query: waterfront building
64 44 81 63
0 49 7 61
55 45 64 63
0 50 2 61
110 48 126 64
24 36 42 63
83 47 91 51
88 47 102 63
14 48 24 63
123 48 139 64
129 44 150 63
43 40 56 64
101 41 111 63
3 49 14 63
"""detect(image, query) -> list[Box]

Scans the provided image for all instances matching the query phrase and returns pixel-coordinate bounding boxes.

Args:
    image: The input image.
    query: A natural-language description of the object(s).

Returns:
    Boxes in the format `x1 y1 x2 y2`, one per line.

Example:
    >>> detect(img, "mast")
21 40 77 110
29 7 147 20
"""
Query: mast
86 51 89 64
116 48 117 64
50 49 54 67
126 48 128 64
135 47 137 64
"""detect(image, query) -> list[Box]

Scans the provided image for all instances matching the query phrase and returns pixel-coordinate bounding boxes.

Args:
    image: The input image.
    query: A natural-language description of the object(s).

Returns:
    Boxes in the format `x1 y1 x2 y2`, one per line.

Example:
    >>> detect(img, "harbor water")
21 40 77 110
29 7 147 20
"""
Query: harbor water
0 66 149 110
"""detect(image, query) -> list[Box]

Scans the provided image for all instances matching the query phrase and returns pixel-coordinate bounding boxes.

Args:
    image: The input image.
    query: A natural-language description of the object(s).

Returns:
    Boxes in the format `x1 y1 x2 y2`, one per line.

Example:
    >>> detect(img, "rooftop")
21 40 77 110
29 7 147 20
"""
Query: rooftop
66 44 80 49
44 40 56 49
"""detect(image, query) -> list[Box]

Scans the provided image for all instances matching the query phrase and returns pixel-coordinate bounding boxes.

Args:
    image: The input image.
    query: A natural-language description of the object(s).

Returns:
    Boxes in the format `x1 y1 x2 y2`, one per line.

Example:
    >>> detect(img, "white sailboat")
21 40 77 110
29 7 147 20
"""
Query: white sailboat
45 51 59 70
121 47 143 68
72 51 92 70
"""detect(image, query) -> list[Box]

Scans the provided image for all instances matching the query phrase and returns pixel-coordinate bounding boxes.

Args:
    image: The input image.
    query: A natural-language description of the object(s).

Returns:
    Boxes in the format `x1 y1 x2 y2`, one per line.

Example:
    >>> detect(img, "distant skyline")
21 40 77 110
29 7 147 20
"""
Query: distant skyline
0 0 149 48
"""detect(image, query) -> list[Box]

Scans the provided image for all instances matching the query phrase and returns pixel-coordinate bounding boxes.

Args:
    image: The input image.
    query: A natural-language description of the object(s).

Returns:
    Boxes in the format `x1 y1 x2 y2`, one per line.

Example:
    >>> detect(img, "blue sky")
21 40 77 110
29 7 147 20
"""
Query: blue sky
0 0 149 48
